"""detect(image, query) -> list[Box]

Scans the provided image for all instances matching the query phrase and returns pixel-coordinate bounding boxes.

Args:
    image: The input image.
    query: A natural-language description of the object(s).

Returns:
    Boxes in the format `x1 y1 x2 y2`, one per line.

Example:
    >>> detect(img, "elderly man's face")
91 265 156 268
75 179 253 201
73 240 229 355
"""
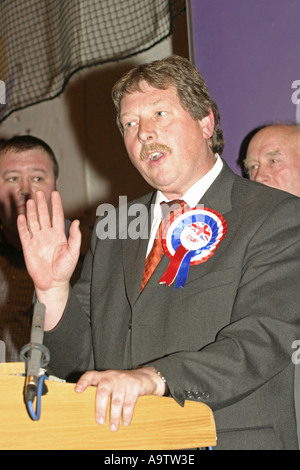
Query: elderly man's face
244 125 300 197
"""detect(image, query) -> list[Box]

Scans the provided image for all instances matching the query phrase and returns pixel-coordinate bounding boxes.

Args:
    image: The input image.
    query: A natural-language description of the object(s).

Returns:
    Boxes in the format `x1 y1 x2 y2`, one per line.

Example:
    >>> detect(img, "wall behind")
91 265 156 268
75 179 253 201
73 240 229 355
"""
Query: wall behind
188 0 300 175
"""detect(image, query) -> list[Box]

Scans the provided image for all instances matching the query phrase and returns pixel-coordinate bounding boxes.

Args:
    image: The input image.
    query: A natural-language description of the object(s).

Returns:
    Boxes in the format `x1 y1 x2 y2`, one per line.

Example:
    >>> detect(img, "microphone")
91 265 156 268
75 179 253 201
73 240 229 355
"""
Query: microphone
20 303 50 405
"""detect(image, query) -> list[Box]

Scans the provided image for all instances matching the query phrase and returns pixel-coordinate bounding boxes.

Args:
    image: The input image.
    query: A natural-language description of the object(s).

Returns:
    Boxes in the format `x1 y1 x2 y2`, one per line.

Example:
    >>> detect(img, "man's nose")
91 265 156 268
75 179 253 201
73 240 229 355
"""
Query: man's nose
252 166 269 184
138 119 157 143
19 179 32 197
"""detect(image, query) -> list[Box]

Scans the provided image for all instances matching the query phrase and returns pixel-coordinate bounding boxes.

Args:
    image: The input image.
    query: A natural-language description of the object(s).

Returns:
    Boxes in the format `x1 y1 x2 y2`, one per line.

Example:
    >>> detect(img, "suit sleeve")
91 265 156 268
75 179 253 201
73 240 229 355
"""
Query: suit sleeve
43 227 97 382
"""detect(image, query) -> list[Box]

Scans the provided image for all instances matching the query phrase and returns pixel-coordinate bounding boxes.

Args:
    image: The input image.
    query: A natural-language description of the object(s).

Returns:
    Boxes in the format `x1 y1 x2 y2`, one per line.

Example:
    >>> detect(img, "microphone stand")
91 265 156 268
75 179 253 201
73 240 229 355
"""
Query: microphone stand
20 303 50 420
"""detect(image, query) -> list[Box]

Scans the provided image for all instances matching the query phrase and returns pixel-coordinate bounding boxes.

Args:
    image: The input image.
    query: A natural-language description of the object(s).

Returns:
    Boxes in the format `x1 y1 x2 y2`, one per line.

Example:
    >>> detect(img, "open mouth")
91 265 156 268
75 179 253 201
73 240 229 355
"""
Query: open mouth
149 151 164 161
140 143 171 162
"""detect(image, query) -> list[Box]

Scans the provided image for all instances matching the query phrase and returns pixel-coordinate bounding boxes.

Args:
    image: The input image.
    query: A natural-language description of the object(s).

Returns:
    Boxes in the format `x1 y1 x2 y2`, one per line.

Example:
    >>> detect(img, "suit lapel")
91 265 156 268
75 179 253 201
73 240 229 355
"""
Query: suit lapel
122 192 156 305
199 160 234 215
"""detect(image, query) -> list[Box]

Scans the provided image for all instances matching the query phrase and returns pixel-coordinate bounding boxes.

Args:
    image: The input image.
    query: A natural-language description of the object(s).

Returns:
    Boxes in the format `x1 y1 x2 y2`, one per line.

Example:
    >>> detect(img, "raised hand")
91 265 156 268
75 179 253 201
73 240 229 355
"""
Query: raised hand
17 190 82 329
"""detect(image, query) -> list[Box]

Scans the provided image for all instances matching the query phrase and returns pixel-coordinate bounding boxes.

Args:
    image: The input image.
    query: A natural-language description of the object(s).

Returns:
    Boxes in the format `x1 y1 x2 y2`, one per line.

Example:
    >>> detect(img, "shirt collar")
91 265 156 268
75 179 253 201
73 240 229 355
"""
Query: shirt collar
154 154 223 209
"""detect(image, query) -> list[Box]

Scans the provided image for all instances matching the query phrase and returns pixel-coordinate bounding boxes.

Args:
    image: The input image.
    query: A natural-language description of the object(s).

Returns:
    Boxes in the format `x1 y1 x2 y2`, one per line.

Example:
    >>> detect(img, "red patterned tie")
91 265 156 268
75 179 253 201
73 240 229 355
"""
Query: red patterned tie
140 200 187 291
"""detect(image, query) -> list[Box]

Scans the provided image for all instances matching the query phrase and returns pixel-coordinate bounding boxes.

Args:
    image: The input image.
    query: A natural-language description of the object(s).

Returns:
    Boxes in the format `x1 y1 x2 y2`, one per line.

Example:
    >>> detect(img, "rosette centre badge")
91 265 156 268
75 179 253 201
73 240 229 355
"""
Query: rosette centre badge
160 207 227 289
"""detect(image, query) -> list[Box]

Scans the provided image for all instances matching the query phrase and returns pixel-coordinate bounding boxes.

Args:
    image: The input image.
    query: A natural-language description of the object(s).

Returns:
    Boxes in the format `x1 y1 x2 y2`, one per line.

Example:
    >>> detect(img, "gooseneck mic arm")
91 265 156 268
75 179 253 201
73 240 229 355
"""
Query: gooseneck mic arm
20 303 50 420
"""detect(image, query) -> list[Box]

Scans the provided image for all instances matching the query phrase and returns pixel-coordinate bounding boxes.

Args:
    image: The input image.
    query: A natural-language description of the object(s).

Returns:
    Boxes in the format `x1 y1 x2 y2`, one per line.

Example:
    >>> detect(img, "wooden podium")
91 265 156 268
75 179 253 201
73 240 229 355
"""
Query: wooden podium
0 363 217 450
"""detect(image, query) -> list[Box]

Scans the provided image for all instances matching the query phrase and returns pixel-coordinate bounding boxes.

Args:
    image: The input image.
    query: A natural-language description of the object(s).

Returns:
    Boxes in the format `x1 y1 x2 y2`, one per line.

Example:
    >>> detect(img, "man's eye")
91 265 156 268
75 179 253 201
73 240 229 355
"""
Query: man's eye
33 176 42 182
157 111 166 117
7 176 17 182
124 121 137 129
271 159 278 164
245 164 258 173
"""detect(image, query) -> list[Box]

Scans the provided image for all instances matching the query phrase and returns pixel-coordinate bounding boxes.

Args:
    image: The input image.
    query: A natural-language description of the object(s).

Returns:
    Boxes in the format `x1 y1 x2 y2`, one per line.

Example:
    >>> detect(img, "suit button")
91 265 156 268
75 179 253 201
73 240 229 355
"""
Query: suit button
184 390 210 400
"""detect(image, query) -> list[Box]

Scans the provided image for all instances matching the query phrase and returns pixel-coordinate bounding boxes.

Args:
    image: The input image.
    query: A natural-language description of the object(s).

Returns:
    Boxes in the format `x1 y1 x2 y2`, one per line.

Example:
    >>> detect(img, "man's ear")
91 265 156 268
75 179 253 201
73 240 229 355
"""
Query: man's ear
199 109 215 140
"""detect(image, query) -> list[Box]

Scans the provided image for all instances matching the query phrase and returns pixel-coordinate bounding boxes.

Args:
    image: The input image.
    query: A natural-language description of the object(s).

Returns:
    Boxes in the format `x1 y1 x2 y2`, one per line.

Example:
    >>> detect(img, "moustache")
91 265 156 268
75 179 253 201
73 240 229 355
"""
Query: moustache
140 143 172 161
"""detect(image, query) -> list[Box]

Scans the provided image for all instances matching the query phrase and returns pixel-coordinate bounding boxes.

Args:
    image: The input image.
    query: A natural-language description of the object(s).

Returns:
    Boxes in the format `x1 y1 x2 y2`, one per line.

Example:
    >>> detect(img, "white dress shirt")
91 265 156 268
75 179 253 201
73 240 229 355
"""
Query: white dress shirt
146 155 223 256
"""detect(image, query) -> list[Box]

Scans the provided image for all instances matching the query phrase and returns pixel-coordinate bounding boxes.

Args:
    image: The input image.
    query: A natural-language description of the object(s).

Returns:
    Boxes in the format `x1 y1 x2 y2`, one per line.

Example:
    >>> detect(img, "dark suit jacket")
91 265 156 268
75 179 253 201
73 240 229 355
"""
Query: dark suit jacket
45 161 300 450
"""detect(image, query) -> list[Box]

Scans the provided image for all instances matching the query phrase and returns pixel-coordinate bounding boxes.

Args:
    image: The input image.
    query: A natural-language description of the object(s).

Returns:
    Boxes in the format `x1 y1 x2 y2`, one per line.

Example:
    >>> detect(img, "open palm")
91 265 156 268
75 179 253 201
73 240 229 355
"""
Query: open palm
17 191 81 291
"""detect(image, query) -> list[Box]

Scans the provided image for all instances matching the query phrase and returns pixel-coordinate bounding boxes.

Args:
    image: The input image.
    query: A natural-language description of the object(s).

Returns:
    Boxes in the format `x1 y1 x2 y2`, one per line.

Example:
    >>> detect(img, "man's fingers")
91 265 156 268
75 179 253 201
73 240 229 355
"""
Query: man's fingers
121 394 138 428
20 191 52 234
95 383 112 427
25 198 40 234
75 370 142 431
68 219 82 256
51 190 65 232
35 191 51 229
75 371 109 425
75 370 99 392
109 385 131 432
17 213 31 244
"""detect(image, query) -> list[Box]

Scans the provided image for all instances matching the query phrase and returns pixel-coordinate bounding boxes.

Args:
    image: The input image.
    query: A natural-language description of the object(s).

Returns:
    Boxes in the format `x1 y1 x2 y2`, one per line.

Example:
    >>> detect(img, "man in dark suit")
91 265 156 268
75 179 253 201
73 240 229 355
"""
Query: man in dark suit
243 122 300 448
17 56 300 449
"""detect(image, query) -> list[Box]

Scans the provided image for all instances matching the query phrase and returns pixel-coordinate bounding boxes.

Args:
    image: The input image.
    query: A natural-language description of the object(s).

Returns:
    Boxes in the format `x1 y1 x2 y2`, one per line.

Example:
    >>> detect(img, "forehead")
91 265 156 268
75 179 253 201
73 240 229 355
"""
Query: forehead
0 148 54 173
120 82 179 111
247 127 300 156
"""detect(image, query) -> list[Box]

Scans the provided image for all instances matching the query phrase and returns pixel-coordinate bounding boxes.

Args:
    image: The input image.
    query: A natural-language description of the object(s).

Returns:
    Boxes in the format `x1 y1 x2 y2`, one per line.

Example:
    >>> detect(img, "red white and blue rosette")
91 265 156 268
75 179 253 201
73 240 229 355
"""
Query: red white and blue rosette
159 206 227 289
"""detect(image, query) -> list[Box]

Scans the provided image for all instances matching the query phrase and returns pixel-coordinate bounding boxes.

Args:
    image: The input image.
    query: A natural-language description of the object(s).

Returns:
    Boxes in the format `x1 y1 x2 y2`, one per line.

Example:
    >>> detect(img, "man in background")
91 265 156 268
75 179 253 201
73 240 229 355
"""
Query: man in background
243 123 300 197
0 135 89 361
243 122 300 448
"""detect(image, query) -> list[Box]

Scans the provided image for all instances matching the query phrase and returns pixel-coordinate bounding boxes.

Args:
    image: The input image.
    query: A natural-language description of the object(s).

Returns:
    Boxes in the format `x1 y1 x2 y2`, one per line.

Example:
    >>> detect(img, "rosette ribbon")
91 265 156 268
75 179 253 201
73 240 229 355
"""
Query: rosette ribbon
159 207 227 289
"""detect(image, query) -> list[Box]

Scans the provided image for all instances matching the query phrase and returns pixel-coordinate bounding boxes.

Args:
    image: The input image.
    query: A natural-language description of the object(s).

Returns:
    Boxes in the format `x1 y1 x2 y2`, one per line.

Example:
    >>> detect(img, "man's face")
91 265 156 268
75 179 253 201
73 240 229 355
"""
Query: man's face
120 81 215 200
0 148 57 236
244 126 300 197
